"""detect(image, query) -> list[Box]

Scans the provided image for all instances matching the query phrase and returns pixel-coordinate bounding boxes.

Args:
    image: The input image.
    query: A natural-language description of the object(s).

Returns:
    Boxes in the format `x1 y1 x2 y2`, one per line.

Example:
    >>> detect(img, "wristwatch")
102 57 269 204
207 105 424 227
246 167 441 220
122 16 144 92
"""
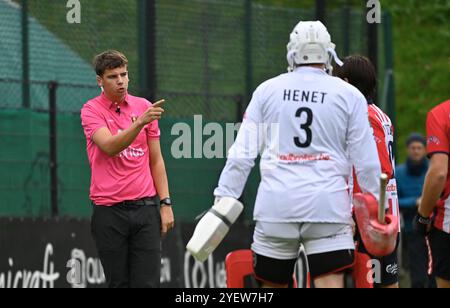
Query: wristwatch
416 213 431 225
160 197 172 207
413 212 432 236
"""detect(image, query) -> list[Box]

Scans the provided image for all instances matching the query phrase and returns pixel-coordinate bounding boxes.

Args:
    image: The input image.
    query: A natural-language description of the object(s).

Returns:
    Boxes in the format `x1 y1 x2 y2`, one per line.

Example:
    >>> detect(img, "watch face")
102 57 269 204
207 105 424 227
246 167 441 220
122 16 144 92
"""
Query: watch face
161 198 171 205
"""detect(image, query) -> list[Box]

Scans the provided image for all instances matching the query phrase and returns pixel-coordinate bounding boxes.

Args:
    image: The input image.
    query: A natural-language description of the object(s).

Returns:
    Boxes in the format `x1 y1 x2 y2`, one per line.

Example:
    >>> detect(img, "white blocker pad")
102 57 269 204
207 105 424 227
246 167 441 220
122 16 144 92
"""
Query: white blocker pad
186 197 244 262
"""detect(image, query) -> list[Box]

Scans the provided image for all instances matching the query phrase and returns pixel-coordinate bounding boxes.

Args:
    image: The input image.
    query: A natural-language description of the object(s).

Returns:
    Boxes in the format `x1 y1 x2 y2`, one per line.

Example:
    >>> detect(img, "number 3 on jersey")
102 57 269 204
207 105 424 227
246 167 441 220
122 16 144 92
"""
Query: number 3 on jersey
294 107 313 148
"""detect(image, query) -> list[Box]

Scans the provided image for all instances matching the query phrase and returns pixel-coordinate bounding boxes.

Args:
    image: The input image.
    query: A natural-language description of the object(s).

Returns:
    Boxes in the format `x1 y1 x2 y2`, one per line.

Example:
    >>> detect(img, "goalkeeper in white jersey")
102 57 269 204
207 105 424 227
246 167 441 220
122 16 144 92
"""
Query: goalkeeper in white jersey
214 21 381 288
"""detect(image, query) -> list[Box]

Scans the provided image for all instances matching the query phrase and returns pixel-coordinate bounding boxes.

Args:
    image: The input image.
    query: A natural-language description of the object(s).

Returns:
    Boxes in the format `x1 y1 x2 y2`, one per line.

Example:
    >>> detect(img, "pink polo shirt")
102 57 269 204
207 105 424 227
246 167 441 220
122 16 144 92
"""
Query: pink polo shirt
80 92 160 206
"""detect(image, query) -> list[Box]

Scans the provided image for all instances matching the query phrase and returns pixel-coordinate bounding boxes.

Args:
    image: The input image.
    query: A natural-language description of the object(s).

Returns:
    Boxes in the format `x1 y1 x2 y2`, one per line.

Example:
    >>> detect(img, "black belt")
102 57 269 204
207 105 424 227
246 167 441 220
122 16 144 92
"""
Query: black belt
110 197 157 207
92 197 157 207
118 197 157 207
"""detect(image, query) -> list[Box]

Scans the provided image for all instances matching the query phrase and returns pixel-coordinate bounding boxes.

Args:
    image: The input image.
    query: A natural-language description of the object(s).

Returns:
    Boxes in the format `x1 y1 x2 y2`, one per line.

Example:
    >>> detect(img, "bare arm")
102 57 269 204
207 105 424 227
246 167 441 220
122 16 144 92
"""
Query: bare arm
419 153 448 217
148 138 174 236
148 139 170 199
92 100 165 157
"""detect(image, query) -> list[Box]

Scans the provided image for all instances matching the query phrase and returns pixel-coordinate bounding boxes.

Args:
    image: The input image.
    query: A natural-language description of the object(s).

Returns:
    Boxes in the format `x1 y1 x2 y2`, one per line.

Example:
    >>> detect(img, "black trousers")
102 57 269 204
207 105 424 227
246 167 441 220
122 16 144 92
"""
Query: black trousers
404 231 436 288
91 197 161 288
429 228 450 282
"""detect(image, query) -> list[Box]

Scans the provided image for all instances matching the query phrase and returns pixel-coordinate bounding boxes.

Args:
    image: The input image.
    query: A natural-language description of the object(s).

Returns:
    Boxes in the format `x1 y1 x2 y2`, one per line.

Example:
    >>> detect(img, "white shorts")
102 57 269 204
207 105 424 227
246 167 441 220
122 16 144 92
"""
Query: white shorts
251 221 355 260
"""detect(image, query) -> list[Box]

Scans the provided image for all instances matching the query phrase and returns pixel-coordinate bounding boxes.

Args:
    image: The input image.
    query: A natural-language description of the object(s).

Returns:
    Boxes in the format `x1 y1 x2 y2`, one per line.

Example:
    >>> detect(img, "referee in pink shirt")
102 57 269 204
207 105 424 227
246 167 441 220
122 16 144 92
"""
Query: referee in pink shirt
81 50 174 288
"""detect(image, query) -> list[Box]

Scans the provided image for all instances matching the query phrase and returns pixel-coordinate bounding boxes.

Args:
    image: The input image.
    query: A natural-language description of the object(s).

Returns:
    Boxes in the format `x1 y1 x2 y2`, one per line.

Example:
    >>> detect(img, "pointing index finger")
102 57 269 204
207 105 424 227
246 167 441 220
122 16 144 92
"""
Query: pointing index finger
151 99 165 109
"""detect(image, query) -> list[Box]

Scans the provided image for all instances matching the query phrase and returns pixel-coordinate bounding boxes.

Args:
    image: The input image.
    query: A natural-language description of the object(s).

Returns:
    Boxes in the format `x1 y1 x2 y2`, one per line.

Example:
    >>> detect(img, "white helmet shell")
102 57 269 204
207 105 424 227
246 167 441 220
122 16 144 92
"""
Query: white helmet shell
287 21 342 73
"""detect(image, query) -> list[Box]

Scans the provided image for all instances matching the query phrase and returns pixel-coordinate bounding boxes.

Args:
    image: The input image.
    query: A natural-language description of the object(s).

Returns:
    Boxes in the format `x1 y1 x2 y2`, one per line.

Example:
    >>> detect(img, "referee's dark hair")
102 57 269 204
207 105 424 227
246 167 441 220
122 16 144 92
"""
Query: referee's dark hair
334 55 377 104
93 50 128 77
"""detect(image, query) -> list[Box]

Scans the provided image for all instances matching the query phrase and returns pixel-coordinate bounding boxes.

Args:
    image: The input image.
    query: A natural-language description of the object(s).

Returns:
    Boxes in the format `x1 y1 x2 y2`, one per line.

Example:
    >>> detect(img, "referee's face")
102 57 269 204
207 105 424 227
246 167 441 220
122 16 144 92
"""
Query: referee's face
98 66 129 101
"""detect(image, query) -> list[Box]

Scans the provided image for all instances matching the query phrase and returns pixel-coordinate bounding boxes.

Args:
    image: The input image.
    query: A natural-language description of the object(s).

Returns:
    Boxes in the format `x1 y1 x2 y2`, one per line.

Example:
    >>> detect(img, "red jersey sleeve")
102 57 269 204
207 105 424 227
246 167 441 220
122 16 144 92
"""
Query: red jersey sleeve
369 115 393 178
426 108 449 156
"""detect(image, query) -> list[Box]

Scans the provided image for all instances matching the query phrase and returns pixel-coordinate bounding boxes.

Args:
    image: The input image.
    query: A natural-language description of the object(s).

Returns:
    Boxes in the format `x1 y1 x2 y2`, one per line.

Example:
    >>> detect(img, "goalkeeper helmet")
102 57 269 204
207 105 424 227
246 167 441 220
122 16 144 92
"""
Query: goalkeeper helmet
287 21 343 74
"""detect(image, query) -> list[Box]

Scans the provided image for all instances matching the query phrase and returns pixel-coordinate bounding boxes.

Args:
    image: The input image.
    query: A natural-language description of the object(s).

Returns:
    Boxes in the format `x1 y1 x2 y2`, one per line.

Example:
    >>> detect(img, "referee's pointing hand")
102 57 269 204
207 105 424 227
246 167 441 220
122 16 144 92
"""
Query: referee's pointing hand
137 99 165 126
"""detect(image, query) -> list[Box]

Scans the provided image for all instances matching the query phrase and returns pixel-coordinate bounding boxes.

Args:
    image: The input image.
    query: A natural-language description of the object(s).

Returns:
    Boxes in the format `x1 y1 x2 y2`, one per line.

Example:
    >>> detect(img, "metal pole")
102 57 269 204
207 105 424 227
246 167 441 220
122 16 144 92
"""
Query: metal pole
201 7 211 119
367 15 378 74
138 0 156 102
315 0 326 23
21 0 30 108
383 11 396 157
244 0 253 108
236 95 244 123
49 81 58 217
342 3 351 56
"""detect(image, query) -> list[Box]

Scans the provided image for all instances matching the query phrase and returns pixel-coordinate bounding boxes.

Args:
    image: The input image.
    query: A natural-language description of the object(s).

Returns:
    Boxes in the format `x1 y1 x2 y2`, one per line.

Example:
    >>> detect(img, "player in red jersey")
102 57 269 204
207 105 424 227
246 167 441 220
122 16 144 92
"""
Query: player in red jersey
335 55 400 288
416 99 450 288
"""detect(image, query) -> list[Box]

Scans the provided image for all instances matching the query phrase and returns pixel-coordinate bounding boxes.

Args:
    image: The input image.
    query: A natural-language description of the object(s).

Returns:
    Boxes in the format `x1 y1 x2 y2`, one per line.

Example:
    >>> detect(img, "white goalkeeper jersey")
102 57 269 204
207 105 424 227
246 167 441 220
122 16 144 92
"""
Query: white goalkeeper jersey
214 67 381 224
